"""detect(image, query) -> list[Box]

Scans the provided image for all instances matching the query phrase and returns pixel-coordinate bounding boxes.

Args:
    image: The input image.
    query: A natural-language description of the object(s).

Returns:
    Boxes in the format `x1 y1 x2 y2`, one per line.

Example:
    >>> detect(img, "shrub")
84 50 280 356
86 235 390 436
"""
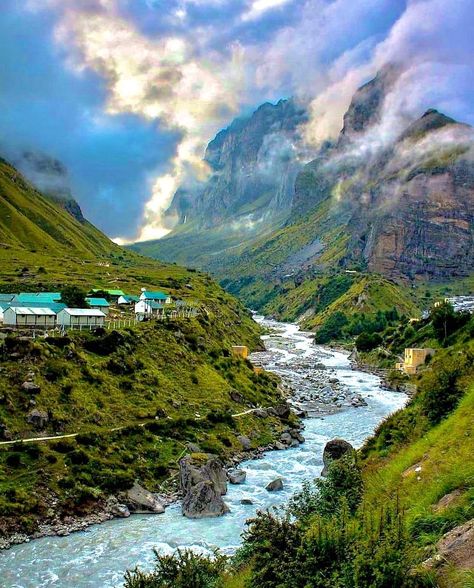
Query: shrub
6 453 22 467
314 312 348 344
355 332 382 352
124 548 228 588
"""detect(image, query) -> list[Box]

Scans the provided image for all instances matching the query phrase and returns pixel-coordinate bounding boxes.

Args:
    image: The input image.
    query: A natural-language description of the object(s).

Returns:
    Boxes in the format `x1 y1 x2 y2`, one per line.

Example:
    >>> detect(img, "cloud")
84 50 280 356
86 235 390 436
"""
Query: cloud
241 0 293 22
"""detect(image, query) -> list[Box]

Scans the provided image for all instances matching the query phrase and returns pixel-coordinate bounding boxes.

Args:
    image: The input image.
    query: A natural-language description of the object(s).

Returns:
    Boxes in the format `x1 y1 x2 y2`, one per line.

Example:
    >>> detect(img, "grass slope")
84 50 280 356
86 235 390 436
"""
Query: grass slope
0 157 291 540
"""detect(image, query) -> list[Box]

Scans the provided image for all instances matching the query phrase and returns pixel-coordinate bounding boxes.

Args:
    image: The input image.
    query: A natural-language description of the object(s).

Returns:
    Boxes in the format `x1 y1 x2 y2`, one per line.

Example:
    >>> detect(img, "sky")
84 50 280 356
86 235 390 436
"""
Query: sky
1 0 473 242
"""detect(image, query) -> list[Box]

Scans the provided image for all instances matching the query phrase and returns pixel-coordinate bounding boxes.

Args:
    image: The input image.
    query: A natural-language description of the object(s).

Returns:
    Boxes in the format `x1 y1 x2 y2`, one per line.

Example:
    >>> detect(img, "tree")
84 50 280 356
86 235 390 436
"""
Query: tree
355 332 382 352
60 285 88 308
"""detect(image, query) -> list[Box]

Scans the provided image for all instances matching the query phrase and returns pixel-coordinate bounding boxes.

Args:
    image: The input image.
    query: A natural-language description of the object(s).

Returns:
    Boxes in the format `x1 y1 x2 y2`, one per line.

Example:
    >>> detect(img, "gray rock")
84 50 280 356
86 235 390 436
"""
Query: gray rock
266 478 283 492
237 435 252 451
240 498 253 505
272 403 291 419
280 432 292 445
0 423 12 441
180 456 227 496
253 408 269 418
290 439 300 448
26 409 48 429
107 496 130 518
274 442 287 450
321 438 354 476
228 469 246 484
187 442 202 453
22 381 41 394
182 481 230 519
126 482 165 514
229 389 245 404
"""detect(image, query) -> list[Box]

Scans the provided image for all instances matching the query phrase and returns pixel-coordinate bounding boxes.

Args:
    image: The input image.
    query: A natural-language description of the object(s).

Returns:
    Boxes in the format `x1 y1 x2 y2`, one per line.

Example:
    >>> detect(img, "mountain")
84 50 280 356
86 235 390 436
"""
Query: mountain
0 156 115 257
132 98 309 265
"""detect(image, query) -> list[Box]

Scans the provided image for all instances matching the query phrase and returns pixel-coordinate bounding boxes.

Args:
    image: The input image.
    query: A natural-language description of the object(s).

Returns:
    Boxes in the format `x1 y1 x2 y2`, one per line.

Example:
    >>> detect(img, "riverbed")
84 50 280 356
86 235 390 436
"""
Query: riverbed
0 319 407 588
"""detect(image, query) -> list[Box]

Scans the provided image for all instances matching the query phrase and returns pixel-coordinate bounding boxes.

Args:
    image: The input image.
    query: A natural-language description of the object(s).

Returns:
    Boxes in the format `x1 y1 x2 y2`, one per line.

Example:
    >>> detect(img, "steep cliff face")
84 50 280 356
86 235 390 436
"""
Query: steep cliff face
167 99 308 229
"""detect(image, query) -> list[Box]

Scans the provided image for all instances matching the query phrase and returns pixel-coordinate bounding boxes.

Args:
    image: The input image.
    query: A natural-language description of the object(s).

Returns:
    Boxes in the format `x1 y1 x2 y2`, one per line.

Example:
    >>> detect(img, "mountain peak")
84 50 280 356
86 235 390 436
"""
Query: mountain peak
399 108 460 142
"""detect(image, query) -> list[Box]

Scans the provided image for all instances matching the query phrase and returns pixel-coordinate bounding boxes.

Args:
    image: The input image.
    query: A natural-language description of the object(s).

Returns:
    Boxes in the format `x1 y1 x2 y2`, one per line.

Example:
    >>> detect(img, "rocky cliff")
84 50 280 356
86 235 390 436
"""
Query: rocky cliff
166 98 308 230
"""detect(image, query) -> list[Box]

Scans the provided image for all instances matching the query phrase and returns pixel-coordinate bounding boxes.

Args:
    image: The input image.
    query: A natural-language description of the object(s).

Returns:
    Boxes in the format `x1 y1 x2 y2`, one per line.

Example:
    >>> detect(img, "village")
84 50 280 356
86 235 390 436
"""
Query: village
0 288 197 332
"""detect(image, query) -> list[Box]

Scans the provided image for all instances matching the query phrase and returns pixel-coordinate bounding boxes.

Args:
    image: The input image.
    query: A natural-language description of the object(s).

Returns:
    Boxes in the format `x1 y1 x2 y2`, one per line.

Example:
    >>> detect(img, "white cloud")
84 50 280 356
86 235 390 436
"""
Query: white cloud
241 0 293 22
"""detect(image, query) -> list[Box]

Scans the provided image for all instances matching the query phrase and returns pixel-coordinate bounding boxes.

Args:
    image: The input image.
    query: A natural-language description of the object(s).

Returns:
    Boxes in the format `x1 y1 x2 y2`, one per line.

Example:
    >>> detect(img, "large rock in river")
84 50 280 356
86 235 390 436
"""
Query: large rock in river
179 455 229 518
321 438 354 476
125 482 165 514
182 481 230 519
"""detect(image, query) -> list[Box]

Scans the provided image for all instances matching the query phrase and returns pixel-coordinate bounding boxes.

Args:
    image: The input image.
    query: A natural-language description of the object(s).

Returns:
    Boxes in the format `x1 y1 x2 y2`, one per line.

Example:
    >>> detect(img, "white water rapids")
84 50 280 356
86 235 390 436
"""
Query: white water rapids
0 319 407 587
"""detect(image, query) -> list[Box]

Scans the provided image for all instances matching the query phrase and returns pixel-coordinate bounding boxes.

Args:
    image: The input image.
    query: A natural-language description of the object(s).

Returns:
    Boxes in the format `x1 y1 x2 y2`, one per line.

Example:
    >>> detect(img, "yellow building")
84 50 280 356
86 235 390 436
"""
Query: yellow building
396 348 435 375
231 345 249 359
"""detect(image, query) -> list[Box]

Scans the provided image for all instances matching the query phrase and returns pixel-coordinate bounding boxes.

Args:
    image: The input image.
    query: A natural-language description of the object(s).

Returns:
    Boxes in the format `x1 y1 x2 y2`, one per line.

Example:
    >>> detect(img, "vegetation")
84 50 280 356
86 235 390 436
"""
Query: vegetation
125 309 474 588
0 157 290 540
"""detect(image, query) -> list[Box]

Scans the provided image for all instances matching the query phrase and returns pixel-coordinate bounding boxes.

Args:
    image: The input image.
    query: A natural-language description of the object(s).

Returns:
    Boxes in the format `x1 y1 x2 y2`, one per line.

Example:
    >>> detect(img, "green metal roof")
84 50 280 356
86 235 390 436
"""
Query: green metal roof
85 297 110 307
120 295 139 302
14 292 61 304
92 289 125 296
142 291 169 300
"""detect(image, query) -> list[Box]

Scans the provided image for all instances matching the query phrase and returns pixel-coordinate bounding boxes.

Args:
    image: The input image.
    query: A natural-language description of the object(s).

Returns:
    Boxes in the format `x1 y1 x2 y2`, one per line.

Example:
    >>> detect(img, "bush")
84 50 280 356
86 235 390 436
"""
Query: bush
6 453 22 467
314 312 348 344
124 549 228 588
355 332 382 352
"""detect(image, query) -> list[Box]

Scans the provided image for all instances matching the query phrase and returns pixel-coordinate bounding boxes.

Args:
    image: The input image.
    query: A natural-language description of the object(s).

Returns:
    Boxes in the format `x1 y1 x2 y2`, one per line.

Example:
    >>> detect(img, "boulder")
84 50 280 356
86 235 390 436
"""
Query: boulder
274 442 287 450
21 381 41 394
321 438 354 476
182 481 230 519
266 478 283 492
237 435 252 451
26 409 49 429
179 455 229 518
240 498 253 505
126 482 165 514
280 432 293 445
228 469 246 484
272 403 291 419
0 423 12 441
229 389 245 404
107 496 130 518
187 442 201 453
253 408 269 418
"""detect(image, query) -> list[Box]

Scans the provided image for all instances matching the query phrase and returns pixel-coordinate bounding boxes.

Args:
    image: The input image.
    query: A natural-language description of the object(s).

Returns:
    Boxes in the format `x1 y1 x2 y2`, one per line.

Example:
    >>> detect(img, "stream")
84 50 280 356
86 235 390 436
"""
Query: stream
0 319 407 588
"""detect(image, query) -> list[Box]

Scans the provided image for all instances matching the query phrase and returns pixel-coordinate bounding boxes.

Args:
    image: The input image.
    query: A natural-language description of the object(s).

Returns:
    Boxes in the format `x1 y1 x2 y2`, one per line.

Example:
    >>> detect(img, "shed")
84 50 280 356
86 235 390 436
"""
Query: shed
85 297 110 315
57 308 105 328
4 307 57 327
117 295 140 305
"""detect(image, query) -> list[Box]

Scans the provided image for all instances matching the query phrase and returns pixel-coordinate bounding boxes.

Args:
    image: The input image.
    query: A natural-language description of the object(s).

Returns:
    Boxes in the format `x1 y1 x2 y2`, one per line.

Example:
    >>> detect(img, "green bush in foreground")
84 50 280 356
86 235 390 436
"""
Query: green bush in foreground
124 549 228 588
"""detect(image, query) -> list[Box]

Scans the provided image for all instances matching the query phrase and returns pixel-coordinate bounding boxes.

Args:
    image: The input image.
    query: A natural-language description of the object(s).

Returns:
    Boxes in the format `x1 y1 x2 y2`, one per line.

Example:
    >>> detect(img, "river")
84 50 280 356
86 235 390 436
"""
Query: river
0 319 407 588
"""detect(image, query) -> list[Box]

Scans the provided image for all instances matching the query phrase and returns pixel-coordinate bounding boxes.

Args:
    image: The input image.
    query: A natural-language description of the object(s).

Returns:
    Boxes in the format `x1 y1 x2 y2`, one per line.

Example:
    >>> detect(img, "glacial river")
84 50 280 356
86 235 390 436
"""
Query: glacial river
0 319 407 588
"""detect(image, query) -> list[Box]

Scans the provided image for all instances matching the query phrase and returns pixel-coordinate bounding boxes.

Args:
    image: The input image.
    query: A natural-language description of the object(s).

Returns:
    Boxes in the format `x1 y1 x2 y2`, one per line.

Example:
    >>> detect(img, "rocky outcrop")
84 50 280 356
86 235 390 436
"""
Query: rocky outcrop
167 99 307 231
26 409 49 429
422 518 474 572
179 455 229 519
237 435 252 451
124 482 165 514
321 438 354 476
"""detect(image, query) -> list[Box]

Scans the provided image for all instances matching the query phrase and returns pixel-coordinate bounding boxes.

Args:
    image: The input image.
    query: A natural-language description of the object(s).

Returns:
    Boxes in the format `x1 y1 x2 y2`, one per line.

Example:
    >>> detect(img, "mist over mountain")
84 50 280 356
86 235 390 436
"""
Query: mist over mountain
133 66 474 286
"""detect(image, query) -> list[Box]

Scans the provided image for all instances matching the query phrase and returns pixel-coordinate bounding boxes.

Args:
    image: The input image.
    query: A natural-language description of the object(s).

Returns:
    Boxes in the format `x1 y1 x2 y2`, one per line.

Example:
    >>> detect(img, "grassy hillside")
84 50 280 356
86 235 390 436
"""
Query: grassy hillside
0 158 116 257
0 157 292 541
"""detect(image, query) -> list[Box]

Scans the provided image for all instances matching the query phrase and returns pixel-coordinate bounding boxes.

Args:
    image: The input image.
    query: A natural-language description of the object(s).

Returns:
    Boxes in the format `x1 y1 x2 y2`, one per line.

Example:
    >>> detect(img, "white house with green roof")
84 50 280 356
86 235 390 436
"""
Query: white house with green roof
139 289 172 304
85 297 110 315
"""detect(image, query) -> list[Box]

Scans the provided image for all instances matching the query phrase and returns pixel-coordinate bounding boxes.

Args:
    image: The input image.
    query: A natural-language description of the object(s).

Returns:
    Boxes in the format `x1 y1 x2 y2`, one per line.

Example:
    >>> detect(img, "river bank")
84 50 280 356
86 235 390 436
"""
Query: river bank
0 319 407 587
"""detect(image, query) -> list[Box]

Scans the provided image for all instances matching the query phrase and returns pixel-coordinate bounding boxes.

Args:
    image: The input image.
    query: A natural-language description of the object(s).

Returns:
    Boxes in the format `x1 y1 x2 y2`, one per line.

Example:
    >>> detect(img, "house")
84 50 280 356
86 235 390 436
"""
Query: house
57 308 106 328
117 295 140 305
6 300 66 314
135 300 164 317
13 292 61 305
85 297 110 315
396 348 436 375
139 289 172 304
4 307 57 328
0 303 11 323
232 345 249 359
91 289 125 302
0 294 15 304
